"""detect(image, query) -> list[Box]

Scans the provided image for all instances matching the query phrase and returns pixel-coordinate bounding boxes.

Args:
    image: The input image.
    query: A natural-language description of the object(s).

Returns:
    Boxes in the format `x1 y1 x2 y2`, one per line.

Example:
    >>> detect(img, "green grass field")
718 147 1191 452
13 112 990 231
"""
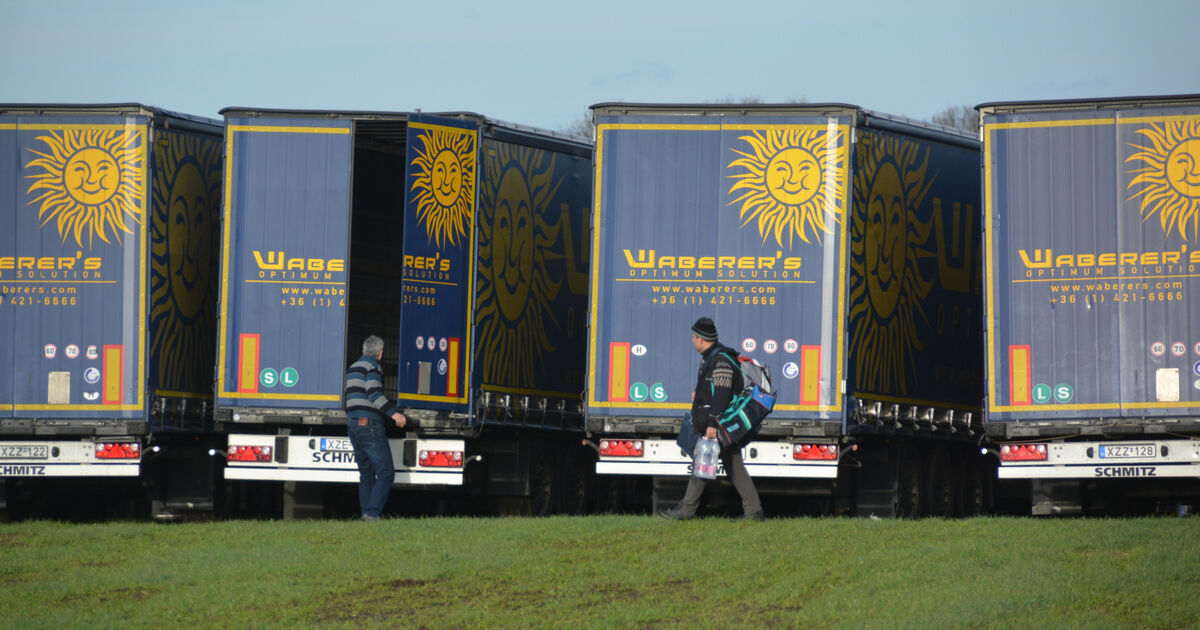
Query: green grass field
3 516 1197 629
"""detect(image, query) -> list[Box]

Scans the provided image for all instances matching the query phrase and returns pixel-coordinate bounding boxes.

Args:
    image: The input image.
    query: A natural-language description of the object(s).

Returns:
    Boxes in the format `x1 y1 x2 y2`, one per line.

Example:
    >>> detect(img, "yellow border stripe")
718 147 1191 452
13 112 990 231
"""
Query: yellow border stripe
587 125 606 407
984 126 1000 411
226 124 349 134
460 126 478 405
225 393 342 401
9 123 142 131
987 113 1197 131
135 122 147 408
216 127 236 395
15 404 143 411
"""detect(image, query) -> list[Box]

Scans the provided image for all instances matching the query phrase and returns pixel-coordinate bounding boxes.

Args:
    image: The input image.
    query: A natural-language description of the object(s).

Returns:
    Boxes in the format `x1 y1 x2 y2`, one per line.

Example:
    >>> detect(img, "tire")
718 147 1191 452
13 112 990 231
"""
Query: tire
528 453 554 517
896 445 923 519
926 445 956 518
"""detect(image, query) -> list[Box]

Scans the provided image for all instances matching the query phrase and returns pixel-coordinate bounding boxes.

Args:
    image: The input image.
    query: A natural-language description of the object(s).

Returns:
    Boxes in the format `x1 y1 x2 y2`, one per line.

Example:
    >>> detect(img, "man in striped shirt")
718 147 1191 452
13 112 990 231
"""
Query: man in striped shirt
344 335 407 520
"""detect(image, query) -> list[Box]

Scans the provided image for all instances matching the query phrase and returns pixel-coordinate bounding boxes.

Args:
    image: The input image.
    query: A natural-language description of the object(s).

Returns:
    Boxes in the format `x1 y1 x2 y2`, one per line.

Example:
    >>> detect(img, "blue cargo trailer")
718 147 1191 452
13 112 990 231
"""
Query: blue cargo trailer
588 103 985 517
0 103 224 519
980 95 1200 515
216 109 593 516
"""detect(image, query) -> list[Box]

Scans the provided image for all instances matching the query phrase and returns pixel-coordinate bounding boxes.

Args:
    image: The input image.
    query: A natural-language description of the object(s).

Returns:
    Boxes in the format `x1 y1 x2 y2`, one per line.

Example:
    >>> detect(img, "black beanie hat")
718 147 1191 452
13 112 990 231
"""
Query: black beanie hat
691 317 718 341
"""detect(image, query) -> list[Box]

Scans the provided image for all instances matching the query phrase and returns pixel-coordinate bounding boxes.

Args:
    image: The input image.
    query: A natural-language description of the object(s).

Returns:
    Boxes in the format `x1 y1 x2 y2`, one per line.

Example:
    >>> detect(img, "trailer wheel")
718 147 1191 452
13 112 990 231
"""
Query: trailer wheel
592 476 624 514
959 458 985 517
561 455 591 516
529 453 554 517
896 446 922 519
926 445 956 518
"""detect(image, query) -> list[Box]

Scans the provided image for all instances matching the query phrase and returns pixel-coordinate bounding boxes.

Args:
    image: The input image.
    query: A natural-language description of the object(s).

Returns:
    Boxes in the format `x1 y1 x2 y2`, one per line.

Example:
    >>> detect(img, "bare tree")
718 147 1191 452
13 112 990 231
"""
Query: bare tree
560 114 594 141
708 96 766 104
931 104 979 134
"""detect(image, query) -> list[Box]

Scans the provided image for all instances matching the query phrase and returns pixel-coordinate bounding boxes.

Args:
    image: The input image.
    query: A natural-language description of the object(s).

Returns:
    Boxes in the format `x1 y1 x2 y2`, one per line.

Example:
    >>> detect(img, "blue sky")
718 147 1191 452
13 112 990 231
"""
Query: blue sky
2 0 1197 132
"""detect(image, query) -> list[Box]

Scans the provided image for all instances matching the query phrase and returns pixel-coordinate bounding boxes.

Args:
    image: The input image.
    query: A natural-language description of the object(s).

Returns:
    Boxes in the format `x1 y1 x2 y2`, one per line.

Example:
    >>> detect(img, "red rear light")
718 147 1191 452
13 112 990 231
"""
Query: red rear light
227 445 273 462
95 442 140 460
1000 444 1047 462
599 440 644 457
793 443 838 460
419 450 464 468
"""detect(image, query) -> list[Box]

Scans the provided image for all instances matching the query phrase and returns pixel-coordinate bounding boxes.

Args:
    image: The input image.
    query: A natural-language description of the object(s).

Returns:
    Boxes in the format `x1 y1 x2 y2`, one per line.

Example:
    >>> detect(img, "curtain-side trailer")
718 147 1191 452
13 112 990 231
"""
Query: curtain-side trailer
587 103 987 518
216 109 593 517
980 95 1200 515
1 104 224 520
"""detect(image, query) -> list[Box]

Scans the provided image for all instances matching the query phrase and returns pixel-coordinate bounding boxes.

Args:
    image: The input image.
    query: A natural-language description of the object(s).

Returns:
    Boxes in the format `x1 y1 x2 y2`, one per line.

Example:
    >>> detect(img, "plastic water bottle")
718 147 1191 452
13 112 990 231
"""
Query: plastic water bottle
693 437 719 480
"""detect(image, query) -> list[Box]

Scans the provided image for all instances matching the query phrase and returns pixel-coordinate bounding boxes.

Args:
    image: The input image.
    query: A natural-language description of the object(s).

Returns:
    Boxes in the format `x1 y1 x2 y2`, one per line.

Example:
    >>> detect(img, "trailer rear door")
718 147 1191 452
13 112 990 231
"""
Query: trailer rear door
984 101 1200 423
216 115 354 410
2 110 147 421
395 114 480 413
588 108 852 422
1 112 15 419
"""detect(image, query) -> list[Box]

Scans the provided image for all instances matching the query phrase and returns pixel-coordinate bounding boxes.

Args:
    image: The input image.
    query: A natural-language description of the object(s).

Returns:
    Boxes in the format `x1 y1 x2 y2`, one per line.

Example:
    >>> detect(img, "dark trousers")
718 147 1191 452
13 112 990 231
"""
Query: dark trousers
678 447 762 517
347 416 395 518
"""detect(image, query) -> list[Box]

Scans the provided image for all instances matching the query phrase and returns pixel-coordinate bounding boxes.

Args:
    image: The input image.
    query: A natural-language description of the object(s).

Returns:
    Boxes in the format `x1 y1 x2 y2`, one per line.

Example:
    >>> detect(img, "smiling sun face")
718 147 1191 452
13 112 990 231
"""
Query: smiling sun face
1127 120 1200 241
727 127 844 248
476 142 565 388
150 131 221 392
848 133 936 395
24 128 145 248
410 126 476 247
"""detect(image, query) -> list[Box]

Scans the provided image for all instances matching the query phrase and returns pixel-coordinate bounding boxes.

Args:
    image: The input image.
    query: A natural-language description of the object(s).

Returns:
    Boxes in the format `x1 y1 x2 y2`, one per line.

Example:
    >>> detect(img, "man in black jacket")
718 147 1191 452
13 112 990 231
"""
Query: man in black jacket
659 317 764 521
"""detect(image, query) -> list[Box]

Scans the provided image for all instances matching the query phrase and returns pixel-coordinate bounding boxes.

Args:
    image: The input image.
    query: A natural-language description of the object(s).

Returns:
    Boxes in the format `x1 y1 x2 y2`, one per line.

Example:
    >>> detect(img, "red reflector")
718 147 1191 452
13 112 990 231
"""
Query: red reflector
227 445 273 462
793 443 838 460
419 450 464 468
1000 444 1047 462
599 440 644 457
95 442 140 460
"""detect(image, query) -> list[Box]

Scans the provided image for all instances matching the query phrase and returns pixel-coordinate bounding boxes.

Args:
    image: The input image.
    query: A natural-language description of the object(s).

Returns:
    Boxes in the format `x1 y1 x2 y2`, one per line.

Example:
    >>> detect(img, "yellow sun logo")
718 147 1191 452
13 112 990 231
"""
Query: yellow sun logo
410 126 476 248
24 128 145 248
476 143 565 388
848 133 936 394
727 127 844 248
1126 120 1200 241
150 131 222 392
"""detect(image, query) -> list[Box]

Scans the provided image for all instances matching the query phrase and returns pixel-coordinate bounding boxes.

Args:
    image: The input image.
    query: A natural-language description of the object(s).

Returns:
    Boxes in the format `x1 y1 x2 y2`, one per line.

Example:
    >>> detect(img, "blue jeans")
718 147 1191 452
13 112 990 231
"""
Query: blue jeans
347 416 395 518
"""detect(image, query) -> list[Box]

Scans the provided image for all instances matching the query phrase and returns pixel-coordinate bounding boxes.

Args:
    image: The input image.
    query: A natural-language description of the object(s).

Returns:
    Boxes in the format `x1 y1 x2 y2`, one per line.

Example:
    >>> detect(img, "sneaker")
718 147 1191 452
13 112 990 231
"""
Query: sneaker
361 514 380 521
657 507 692 521
742 511 765 521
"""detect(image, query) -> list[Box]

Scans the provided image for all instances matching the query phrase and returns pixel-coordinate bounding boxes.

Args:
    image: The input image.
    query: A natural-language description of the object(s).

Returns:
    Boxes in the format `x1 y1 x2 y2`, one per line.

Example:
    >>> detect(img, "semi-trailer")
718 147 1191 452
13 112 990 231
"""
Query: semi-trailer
586 103 987 517
979 95 1200 515
216 108 593 517
0 103 224 519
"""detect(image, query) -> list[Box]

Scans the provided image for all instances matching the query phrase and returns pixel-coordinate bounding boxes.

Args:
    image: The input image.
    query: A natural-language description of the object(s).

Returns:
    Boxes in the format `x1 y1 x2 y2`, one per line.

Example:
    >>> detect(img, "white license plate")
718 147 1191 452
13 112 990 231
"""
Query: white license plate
0 445 49 459
319 438 353 452
1099 444 1155 459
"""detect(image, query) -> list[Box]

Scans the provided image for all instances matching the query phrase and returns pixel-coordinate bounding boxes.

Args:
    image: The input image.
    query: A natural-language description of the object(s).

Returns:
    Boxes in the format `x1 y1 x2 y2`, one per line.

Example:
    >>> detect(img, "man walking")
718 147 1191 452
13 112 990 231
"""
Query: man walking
344 335 407 520
659 317 764 521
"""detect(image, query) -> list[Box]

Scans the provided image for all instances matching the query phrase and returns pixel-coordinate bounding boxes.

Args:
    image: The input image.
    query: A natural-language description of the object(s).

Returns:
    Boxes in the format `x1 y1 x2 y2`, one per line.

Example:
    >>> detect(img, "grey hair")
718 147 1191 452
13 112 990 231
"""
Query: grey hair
362 335 385 357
